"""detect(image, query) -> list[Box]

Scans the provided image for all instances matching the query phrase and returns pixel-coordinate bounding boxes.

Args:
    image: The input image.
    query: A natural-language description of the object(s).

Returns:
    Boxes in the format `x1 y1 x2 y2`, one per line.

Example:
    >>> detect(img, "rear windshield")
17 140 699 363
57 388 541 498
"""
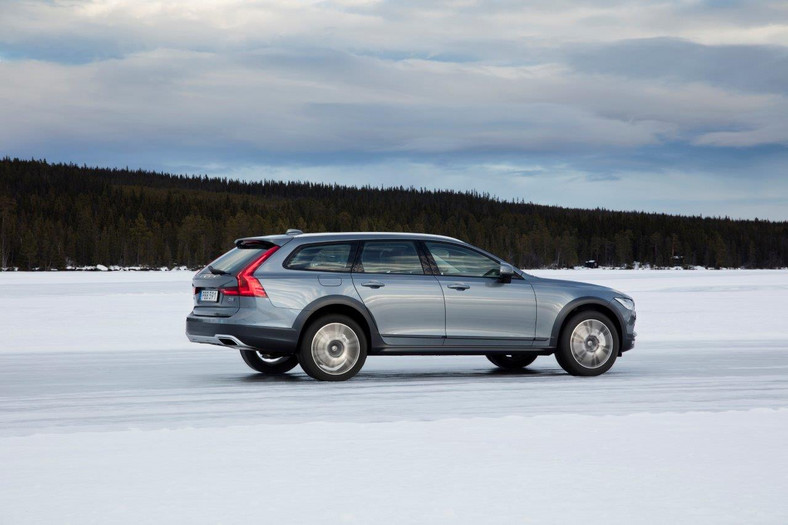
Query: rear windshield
206 247 265 274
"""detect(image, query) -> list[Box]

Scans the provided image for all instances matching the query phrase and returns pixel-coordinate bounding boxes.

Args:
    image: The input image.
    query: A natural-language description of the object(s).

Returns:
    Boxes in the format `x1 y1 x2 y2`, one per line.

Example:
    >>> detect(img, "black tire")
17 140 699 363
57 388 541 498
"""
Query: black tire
298 315 367 381
486 354 537 370
555 311 619 376
240 350 299 374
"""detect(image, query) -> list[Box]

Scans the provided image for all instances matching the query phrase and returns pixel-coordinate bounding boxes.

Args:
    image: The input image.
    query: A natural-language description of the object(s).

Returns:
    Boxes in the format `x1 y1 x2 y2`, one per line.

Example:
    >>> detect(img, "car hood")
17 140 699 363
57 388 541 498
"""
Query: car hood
526 274 628 299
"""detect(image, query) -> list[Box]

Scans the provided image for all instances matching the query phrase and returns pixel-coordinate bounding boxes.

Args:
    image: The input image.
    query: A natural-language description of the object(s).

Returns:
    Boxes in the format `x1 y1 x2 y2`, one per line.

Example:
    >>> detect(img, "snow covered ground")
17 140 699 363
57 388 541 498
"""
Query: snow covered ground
1 270 787 523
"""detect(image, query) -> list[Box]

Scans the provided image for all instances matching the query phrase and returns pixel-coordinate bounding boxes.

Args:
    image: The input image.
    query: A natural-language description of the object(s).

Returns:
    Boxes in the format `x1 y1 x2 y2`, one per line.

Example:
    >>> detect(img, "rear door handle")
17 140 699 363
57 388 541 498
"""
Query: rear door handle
360 281 386 289
447 283 470 290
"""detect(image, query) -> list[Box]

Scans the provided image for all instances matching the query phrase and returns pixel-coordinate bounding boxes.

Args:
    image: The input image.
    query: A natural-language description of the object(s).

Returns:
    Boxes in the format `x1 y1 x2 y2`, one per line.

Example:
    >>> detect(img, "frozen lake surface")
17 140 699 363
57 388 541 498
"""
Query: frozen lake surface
1 342 787 435
1 269 787 523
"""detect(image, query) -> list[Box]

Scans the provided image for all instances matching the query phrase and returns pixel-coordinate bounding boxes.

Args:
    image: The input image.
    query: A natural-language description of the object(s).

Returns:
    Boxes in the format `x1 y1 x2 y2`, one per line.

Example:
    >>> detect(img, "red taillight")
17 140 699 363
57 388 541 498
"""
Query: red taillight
223 246 279 298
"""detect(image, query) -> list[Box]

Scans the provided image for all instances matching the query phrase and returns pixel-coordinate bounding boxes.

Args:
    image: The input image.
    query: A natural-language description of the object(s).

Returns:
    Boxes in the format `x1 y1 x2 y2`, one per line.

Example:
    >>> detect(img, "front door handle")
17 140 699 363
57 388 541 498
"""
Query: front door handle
360 281 386 289
447 283 470 291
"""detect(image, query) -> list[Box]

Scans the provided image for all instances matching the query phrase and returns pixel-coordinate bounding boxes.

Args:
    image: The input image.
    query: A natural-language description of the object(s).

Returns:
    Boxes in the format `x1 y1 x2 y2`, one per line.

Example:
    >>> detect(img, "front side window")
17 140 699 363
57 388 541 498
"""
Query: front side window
425 242 501 278
285 243 354 272
356 241 424 275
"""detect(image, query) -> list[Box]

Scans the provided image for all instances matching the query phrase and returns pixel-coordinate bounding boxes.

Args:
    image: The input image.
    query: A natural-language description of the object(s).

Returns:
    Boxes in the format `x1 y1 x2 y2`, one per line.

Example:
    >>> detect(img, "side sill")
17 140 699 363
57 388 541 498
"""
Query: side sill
371 347 554 356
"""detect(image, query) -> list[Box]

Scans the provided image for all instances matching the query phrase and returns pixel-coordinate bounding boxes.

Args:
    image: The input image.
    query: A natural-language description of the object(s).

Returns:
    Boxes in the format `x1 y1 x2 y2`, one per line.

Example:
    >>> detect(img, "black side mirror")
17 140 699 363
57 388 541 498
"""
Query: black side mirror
498 263 514 283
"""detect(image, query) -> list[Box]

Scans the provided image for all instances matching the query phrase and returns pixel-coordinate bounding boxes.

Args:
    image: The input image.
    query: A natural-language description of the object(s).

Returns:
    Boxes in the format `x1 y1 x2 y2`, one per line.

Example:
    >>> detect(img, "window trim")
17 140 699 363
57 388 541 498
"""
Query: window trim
421 240 523 280
282 241 359 273
351 240 431 276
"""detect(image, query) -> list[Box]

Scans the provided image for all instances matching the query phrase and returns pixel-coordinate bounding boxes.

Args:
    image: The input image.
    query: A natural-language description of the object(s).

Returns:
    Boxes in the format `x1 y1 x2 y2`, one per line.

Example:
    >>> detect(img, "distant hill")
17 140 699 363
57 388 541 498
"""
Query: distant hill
1 157 786 269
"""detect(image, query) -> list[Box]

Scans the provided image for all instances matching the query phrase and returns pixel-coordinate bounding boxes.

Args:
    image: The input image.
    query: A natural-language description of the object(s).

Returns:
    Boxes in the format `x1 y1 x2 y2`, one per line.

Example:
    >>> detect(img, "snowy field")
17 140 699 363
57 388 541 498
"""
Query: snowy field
1 269 787 523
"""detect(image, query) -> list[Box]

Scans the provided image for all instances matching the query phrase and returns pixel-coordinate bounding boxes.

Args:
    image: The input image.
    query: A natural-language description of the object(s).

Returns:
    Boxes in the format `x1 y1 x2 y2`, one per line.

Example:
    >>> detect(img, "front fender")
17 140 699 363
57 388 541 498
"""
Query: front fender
548 297 626 347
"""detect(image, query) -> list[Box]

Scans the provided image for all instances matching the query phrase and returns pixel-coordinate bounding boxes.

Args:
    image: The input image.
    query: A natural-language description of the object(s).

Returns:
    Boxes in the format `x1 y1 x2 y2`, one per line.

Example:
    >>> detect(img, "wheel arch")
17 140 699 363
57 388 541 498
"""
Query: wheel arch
293 296 381 351
551 298 624 351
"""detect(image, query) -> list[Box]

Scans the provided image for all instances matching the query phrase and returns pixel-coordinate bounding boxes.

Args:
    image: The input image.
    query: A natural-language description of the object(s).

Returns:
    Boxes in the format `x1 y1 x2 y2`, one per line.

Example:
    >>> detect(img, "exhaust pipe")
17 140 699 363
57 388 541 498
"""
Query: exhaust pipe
216 334 252 349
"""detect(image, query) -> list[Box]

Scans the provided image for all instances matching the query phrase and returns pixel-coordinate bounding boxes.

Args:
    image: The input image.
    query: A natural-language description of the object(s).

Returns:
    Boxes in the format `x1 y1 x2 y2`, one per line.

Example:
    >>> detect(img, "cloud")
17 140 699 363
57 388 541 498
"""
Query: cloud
567 37 788 95
1 0 787 219
0 47 773 153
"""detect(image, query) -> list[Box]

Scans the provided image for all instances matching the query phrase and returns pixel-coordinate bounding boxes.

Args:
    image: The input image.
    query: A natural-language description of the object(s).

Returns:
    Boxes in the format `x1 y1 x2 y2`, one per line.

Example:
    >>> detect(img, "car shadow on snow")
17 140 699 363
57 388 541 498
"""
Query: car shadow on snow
231 366 568 384
355 368 570 381
238 373 308 383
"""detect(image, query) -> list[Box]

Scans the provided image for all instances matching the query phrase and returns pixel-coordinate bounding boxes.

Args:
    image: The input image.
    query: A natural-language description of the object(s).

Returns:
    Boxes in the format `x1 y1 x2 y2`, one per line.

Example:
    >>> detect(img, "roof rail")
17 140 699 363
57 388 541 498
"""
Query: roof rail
285 229 304 236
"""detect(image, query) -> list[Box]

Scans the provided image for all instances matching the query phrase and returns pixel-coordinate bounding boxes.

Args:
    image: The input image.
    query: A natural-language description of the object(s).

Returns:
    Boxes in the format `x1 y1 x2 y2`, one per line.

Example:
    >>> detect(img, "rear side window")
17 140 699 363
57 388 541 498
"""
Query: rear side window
207 247 266 274
285 243 354 272
356 241 424 275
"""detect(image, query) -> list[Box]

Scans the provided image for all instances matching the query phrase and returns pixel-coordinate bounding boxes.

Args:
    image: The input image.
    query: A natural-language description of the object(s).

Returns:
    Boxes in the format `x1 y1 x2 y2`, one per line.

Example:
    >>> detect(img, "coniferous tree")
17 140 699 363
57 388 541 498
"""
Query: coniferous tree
0 157 786 269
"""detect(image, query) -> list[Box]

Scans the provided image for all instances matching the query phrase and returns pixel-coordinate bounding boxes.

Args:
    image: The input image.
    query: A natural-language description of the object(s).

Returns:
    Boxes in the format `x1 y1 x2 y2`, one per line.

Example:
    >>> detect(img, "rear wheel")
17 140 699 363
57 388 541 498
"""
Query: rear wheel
555 311 619 376
240 351 299 374
486 354 537 370
298 315 367 381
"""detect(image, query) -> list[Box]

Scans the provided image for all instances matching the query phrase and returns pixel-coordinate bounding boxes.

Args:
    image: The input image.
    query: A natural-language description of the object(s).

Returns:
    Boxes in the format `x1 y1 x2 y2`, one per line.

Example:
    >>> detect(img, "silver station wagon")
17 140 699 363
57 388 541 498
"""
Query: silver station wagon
186 230 636 380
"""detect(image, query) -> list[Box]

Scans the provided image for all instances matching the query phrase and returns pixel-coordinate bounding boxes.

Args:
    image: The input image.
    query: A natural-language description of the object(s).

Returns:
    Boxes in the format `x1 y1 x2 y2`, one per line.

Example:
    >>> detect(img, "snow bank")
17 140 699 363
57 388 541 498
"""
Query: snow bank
0 271 194 353
529 269 788 344
1 409 785 524
1 270 786 523
2 269 787 354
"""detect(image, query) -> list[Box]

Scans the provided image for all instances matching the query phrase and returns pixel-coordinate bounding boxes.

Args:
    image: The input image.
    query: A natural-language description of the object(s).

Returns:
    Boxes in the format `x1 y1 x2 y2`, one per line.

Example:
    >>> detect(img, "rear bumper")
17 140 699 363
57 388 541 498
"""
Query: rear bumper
186 314 299 353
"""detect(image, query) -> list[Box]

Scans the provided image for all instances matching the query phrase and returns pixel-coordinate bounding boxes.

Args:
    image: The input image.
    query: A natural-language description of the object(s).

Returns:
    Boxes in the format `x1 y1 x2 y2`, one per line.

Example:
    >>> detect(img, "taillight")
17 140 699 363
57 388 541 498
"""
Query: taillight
221 246 279 298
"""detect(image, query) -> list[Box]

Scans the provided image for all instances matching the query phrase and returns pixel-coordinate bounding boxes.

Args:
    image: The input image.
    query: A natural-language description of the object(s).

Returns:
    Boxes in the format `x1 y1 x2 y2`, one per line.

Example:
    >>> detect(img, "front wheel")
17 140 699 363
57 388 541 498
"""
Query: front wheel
240 351 299 374
298 315 367 381
555 311 619 376
486 354 537 370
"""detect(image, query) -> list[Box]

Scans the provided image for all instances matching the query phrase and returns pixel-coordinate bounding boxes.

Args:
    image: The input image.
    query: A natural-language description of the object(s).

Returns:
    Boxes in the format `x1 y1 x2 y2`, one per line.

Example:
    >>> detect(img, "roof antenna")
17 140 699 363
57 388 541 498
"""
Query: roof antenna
285 229 304 236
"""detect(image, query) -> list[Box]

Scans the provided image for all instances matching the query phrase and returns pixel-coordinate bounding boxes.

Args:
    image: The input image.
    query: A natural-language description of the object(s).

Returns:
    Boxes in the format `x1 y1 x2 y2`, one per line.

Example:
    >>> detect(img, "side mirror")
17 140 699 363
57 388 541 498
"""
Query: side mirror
498 263 514 283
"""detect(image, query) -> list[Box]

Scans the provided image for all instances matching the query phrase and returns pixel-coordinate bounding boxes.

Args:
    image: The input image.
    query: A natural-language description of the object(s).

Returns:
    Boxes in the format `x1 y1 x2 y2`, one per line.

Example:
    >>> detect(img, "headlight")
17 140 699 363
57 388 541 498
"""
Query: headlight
614 297 635 310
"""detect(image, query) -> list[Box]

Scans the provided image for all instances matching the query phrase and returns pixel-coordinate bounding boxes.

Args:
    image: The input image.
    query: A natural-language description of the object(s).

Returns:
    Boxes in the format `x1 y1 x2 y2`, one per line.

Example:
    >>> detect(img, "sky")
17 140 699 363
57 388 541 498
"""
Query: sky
1 1 788 220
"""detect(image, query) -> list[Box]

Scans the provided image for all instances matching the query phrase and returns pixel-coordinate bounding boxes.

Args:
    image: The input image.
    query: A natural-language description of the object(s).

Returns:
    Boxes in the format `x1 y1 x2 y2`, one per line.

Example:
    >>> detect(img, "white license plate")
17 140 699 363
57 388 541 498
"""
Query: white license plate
200 290 219 302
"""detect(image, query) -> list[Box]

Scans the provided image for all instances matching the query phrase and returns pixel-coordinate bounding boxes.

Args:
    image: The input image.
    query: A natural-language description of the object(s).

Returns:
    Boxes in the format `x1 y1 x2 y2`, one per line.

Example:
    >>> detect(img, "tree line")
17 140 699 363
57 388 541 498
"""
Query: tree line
1 157 786 269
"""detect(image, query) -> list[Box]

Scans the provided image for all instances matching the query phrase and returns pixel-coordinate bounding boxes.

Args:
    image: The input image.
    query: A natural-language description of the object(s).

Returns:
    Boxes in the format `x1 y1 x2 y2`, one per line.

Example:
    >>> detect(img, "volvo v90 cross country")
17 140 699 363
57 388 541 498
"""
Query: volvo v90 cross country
186 230 636 380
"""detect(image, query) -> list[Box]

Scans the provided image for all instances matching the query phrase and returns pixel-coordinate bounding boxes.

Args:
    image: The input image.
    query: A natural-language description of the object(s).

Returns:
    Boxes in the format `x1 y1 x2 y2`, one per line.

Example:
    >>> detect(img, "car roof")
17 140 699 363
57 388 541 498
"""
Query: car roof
236 231 465 246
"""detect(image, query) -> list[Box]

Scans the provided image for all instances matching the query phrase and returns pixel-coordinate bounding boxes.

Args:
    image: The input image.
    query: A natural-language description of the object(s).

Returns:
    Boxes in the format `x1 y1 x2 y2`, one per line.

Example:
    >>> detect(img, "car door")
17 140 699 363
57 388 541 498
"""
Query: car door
351 240 446 347
423 241 536 347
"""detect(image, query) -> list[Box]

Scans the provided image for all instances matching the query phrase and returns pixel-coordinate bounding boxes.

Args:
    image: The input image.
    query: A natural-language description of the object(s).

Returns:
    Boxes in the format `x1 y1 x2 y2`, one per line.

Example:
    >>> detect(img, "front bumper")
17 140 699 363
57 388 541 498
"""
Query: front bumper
186 314 299 353
622 330 636 352
609 299 637 353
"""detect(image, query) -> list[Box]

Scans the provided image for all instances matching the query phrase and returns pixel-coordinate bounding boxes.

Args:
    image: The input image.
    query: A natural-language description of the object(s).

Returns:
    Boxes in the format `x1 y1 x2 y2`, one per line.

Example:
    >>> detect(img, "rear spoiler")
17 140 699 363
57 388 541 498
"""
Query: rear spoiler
234 235 294 249
235 239 275 249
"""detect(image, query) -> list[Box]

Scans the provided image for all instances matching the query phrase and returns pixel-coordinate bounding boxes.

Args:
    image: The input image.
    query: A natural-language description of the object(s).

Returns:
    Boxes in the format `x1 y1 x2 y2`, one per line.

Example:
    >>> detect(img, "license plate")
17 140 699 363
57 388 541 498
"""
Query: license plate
200 290 219 302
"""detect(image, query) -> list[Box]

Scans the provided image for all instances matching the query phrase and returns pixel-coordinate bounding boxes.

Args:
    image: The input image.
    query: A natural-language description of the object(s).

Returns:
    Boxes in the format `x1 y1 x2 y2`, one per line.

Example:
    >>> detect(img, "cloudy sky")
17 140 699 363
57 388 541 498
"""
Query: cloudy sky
2 1 788 219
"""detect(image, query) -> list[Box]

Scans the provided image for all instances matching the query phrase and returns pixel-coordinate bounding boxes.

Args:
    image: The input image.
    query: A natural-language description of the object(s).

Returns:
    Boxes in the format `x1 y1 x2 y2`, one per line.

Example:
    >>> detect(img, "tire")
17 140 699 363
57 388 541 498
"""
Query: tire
486 354 537 370
298 315 367 381
555 311 619 376
240 350 299 374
